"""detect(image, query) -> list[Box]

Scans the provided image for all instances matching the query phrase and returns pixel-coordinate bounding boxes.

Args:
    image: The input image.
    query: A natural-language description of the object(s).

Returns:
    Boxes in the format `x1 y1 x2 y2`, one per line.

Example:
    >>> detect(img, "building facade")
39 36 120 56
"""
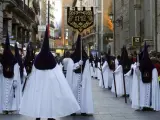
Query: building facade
0 0 40 49
113 0 156 55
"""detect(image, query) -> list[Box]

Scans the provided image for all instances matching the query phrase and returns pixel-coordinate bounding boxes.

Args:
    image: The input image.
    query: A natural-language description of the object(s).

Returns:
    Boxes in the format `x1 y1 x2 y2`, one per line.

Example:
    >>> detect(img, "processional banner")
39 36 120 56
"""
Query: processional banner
67 7 94 33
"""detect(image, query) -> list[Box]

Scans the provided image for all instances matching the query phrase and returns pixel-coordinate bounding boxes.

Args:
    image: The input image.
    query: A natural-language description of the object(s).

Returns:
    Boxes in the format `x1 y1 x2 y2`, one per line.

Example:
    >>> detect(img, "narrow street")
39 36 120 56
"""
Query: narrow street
0 79 160 120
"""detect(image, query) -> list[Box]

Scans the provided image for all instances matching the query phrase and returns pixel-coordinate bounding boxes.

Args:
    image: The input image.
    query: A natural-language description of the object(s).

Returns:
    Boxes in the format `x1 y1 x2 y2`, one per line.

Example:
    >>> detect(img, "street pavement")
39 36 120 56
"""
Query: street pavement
0 79 160 120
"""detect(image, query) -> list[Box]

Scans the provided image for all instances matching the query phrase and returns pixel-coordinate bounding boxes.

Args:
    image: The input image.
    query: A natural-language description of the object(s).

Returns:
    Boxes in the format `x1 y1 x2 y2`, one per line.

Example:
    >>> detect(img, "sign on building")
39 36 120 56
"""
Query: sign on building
132 37 142 46
38 25 46 32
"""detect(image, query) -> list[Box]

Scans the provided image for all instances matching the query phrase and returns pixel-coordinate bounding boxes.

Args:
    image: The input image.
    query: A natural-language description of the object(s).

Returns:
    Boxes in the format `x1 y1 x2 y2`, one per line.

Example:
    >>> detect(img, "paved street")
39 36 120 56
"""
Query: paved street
0 79 160 120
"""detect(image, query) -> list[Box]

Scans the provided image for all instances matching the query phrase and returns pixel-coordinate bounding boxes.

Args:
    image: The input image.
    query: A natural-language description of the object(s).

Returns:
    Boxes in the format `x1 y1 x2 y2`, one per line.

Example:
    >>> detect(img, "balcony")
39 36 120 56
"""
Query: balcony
14 0 36 22
4 0 36 23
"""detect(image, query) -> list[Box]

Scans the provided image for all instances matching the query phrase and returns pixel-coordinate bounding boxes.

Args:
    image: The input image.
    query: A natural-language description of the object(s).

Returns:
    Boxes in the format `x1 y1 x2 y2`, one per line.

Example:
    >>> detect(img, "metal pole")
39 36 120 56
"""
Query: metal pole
134 0 141 108
48 0 50 25
100 0 104 52
95 0 98 51
113 0 116 55
155 0 157 52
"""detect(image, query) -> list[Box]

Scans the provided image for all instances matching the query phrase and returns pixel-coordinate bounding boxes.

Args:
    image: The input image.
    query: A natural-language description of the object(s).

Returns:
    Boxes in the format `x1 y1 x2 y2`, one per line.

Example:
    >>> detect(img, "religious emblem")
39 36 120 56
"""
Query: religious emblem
144 72 149 77
6 67 10 72
125 66 128 69
67 7 94 32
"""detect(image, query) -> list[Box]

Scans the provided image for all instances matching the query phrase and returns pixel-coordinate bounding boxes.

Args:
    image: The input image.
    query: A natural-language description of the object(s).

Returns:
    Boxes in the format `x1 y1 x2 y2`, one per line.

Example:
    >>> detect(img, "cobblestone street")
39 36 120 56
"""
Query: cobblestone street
0 79 160 120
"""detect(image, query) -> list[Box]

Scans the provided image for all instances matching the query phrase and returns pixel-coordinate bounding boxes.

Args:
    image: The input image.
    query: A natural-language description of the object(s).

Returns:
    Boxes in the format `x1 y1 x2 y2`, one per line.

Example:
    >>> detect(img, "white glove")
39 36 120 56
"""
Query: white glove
79 60 83 65
13 80 17 89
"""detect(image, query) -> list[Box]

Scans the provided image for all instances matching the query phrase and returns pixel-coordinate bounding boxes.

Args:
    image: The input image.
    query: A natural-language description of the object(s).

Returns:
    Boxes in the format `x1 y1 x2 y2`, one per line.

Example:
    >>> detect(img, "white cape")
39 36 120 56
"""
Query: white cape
20 64 80 118
66 59 94 114
1 63 26 112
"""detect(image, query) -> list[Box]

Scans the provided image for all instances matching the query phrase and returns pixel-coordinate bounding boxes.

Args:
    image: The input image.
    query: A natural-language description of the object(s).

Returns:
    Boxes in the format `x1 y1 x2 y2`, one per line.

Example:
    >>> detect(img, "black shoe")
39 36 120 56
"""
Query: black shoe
71 113 76 116
81 113 87 116
36 118 40 120
142 107 153 111
48 118 55 120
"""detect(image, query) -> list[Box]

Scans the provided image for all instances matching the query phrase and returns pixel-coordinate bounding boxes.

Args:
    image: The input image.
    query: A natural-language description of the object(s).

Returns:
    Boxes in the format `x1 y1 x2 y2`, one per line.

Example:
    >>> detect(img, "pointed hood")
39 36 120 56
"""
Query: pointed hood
25 41 35 60
89 52 94 63
1 32 17 78
70 35 88 73
34 27 57 70
71 35 88 63
15 43 24 79
24 41 35 74
119 46 132 74
140 42 154 83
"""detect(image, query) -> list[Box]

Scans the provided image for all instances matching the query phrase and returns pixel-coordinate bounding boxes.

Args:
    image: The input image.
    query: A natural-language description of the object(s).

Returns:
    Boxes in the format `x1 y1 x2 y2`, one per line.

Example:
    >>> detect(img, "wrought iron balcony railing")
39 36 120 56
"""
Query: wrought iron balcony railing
14 0 35 21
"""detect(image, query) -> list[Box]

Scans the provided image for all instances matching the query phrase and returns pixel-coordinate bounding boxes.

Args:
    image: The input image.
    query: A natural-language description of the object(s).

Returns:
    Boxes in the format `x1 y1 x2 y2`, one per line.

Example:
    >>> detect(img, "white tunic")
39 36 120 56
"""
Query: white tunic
0 63 3 113
111 65 124 96
20 64 80 118
99 61 109 88
89 62 94 77
131 64 160 111
97 62 101 80
1 63 26 112
108 69 114 88
124 65 134 101
62 58 70 71
66 59 94 114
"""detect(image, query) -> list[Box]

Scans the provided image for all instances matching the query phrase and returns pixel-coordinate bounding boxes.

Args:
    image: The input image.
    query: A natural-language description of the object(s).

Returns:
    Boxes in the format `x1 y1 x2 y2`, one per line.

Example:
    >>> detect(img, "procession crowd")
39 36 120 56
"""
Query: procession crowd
0 27 160 120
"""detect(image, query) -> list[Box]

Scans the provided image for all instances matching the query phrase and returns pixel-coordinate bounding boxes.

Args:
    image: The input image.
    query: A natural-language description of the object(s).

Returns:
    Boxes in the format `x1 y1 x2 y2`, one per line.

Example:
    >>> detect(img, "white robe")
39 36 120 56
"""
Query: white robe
99 61 109 88
108 69 114 88
131 64 160 111
62 58 70 71
97 62 101 80
111 64 131 96
66 59 94 114
1 63 26 112
115 59 119 69
89 62 94 77
124 65 134 100
20 64 80 118
111 65 124 96
0 63 3 113
92 62 97 79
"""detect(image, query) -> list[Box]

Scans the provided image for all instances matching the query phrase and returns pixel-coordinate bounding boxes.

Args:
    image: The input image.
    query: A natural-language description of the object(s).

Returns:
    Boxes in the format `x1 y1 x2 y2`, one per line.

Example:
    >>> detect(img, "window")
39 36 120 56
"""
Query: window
3 20 8 36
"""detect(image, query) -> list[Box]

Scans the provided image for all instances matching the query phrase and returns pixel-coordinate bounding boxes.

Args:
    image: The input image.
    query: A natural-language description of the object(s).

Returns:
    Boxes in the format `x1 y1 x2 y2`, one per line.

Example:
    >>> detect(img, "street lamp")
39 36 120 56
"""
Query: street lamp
108 12 123 29
109 12 113 21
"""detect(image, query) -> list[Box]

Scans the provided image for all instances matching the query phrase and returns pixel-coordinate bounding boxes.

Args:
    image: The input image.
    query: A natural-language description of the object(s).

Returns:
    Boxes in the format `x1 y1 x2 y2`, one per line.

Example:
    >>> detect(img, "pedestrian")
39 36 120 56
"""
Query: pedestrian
19 27 80 120
66 35 94 116
1 32 22 114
